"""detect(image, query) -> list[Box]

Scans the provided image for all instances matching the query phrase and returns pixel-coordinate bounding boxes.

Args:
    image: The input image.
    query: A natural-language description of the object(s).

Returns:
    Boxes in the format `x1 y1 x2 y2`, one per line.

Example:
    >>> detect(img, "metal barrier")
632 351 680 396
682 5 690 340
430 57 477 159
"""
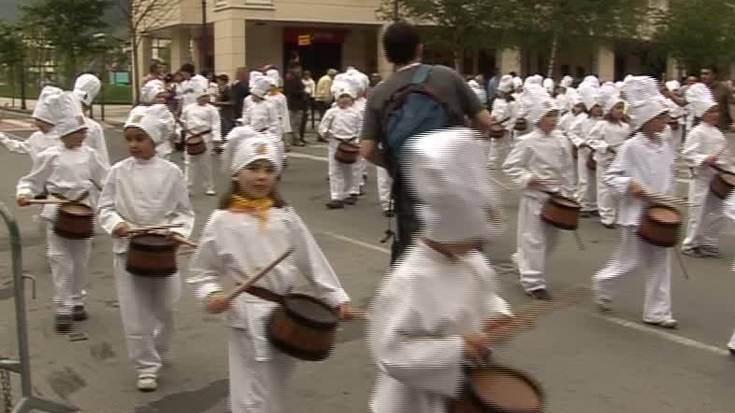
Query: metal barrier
0 202 78 412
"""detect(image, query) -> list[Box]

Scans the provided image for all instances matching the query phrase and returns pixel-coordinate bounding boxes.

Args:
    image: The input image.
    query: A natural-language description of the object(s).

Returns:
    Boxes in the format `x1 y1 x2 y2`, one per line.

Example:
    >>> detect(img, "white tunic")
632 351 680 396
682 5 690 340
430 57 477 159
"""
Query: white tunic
568 113 601 148
682 123 730 178
188 208 349 359
588 120 631 163
181 102 222 143
97 156 194 253
503 128 576 199
243 97 280 135
127 104 176 158
490 98 517 132
84 117 110 167
319 106 362 141
557 112 580 136
180 75 209 107
0 130 59 163
267 93 291 133
368 241 510 413
16 145 109 221
603 132 676 226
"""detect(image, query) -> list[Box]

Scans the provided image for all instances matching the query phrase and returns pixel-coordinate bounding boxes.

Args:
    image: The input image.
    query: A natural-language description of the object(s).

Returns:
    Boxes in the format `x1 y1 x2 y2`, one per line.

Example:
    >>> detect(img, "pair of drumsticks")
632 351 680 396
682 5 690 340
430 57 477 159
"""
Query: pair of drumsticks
126 223 198 248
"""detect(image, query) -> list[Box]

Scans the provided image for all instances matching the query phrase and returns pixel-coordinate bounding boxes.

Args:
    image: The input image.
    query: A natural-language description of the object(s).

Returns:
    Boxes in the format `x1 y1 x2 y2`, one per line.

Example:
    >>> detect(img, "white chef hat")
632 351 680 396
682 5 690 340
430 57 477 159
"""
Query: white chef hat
32 86 63 125
600 84 623 115
512 76 523 91
251 76 273 98
524 74 543 88
685 83 717 118
665 80 681 92
581 75 600 88
265 69 281 88
140 79 166 104
229 133 283 176
578 84 601 110
72 74 101 107
560 75 574 89
622 76 668 130
49 92 87 138
249 71 264 90
403 127 502 243
193 84 210 99
521 84 558 125
543 78 555 94
565 87 581 111
124 105 167 145
497 75 514 94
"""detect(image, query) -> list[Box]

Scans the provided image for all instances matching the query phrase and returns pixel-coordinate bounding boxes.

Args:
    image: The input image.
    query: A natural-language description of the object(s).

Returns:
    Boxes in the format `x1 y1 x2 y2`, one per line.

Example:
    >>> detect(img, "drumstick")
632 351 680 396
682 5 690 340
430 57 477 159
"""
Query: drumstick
128 223 185 234
24 198 68 205
170 234 198 248
225 248 294 302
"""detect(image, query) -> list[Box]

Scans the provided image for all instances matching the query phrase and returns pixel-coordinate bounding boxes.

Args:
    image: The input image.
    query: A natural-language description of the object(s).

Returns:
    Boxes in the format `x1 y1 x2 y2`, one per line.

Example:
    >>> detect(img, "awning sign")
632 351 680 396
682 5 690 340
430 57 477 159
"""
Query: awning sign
298 34 311 46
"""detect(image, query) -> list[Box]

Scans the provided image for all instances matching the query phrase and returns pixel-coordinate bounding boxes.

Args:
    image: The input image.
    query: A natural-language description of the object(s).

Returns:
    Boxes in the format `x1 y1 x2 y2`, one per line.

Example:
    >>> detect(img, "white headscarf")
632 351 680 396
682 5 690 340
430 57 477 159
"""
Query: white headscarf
599 84 623 115
497 75 514 94
72 74 101 107
249 71 264 90
266 69 281 88
560 75 574 89
140 79 166 104
124 105 170 145
543 78 555 94
32 86 63 125
578 84 601 110
521 84 558 125
622 76 668 130
230 134 283 176
251 76 273 99
50 92 87 137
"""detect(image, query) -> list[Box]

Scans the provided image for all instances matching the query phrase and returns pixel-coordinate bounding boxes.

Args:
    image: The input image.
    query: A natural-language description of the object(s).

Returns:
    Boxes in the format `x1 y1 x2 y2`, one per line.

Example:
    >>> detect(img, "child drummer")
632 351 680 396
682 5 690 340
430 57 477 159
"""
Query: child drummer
592 76 678 329
368 128 513 413
181 86 222 196
680 83 730 258
187 133 357 413
503 85 576 301
98 106 195 392
16 92 109 332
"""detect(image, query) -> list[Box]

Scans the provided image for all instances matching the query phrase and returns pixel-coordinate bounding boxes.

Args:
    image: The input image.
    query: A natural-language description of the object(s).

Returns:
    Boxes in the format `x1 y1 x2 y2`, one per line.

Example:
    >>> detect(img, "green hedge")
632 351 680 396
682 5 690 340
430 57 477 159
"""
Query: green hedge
0 83 132 105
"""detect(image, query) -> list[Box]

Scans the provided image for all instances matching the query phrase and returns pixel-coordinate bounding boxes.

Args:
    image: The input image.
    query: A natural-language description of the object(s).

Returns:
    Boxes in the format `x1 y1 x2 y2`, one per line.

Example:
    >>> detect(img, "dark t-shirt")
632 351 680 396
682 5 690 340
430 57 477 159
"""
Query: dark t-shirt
284 75 307 111
710 81 733 131
361 64 483 143
231 81 250 119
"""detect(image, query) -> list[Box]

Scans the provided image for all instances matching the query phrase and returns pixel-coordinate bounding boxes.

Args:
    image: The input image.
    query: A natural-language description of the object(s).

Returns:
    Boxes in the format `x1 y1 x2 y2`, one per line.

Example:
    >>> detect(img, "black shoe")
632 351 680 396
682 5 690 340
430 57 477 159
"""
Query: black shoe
317 136 327 143
526 289 552 301
326 200 344 209
344 195 358 205
729 348 735 357
292 141 305 147
72 305 88 321
382 209 395 218
55 313 72 333
579 211 592 218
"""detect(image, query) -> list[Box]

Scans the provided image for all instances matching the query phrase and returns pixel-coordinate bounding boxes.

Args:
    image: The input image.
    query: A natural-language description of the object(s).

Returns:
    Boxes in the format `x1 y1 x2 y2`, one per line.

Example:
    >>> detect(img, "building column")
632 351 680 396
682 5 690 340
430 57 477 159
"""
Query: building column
132 33 153 101
169 28 191 71
496 48 521 76
594 43 615 82
376 24 393 80
214 17 246 79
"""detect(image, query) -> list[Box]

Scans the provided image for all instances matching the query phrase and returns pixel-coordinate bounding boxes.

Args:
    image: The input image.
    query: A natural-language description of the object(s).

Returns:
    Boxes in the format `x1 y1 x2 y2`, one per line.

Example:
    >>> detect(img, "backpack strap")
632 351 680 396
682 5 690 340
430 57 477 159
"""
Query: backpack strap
410 64 432 85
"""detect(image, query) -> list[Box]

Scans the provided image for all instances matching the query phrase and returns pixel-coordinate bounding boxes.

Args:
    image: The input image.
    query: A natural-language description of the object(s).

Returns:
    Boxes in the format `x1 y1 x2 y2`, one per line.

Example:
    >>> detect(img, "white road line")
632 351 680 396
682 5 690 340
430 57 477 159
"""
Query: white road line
288 152 328 162
320 230 728 357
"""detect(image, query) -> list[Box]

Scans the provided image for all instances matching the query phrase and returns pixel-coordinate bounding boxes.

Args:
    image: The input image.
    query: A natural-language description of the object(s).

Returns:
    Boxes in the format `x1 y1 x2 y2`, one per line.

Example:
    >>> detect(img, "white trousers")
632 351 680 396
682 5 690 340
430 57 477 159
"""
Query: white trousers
728 327 735 351
113 253 181 376
596 155 616 226
185 150 215 193
228 327 294 413
327 140 355 201
376 166 393 211
576 147 597 212
514 196 559 292
683 175 724 249
46 226 91 314
350 156 367 195
488 133 513 170
593 226 674 322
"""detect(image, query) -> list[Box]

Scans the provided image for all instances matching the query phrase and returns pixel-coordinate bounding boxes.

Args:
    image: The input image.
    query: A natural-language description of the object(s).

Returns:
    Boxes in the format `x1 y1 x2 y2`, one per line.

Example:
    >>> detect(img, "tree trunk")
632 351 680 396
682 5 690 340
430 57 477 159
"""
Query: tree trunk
131 31 140 105
546 33 558 79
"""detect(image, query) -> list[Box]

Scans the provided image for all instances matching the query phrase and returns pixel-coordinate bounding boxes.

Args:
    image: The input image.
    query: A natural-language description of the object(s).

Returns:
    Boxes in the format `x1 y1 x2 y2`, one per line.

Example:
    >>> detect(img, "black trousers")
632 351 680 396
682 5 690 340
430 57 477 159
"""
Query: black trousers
390 180 420 265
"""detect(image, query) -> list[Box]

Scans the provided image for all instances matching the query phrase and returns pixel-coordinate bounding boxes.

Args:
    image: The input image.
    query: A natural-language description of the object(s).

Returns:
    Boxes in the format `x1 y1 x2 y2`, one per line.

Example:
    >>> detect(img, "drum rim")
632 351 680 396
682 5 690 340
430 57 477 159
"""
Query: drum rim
53 227 94 239
128 233 179 252
283 293 339 330
463 365 544 413
547 196 581 210
125 262 177 277
267 308 333 361
644 205 682 227
58 203 94 215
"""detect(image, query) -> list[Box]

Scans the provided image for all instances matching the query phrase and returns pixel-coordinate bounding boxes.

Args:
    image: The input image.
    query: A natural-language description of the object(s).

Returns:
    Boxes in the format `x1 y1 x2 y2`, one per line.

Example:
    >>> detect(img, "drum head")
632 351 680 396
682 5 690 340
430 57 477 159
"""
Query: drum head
60 204 93 216
648 207 681 224
284 294 338 329
469 367 543 412
187 136 203 145
130 233 177 251
551 196 581 210
721 173 735 186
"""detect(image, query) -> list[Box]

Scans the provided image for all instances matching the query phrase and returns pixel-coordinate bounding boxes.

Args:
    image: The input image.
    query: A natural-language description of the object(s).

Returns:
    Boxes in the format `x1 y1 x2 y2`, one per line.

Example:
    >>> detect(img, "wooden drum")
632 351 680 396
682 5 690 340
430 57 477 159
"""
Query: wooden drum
125 233 178 277
450 366 544 413
267 294 339 361
541 195 581 230
334 141 360 164
186 135 207 156
54 204 94 240
637 205 682 247
710 172 735 199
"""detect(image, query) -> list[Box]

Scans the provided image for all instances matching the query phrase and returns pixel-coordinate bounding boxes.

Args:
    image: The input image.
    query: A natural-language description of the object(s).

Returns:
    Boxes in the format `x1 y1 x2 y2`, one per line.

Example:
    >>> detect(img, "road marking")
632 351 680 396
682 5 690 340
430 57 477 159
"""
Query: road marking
320 230 729 357
288 152 328 163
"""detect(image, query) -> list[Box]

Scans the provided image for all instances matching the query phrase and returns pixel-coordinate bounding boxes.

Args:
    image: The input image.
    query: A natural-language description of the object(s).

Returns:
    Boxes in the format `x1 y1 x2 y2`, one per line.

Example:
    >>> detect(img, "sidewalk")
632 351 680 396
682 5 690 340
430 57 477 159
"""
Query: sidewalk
0 97 132 125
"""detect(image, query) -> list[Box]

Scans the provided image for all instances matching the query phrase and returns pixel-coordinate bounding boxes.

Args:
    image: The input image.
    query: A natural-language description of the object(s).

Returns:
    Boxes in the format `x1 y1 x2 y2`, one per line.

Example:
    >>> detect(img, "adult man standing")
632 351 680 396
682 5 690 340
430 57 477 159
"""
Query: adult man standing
315 69 338 134
230 67 250 121
700 65 735 132
360 21 495 263
142 59 165 85
284 64 308 145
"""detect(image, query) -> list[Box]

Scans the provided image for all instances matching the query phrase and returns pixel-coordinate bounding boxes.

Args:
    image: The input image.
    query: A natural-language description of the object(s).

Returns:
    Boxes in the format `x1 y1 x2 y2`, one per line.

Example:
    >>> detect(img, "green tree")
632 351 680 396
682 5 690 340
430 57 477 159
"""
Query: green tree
19 0 110 86
0 21 27 108
654 0 735 73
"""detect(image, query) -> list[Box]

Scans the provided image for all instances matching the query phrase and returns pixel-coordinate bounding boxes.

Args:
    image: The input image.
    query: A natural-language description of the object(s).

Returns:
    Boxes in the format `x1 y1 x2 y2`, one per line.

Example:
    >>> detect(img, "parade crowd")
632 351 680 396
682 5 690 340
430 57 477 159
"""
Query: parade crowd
2 20 735 413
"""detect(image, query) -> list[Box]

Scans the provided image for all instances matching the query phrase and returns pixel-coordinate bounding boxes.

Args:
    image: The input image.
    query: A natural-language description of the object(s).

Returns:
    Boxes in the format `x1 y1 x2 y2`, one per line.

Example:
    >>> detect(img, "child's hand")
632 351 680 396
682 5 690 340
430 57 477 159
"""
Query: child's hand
336 302 365 321
705 155 719 166
16 196 30 207
628 180 646 198
205 292 230 314
112 222 131 238
463 332 491 364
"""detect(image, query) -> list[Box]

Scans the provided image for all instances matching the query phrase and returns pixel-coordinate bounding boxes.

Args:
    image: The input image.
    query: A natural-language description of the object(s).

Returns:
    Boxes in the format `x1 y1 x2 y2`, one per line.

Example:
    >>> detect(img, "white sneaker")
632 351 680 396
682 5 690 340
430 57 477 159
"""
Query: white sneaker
205 189 216 196
643 318 678 329
137 374 158 392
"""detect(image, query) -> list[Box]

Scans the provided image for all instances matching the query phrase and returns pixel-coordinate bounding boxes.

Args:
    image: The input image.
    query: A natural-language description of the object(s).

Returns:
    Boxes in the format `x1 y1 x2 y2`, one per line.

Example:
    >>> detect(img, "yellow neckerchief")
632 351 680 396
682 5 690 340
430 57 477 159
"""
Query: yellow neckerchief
228 194 273 228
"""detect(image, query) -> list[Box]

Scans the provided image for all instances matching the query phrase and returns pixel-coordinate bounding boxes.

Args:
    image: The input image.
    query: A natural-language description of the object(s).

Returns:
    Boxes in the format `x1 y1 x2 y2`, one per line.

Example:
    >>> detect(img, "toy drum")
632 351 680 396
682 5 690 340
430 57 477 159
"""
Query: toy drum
186 135 207 156
267 293 339 361
450 365 544 413
710 172 735 199
334 141 360 164
514 119 527 131
637 205 682 247
541 195 581 230
54 204 94 240
489 124 506 139
125 233 178 277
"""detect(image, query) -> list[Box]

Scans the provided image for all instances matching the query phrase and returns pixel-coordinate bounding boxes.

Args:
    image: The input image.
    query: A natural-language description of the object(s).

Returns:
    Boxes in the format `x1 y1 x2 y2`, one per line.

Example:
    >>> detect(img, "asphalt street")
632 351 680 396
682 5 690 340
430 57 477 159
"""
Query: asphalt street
1 112 734 413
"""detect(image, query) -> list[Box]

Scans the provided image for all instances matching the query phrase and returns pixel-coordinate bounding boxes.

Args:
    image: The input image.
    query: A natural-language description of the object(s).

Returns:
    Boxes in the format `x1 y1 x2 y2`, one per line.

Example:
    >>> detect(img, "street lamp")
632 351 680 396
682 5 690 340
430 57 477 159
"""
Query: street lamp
201 0 208 71
92 33 107 121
